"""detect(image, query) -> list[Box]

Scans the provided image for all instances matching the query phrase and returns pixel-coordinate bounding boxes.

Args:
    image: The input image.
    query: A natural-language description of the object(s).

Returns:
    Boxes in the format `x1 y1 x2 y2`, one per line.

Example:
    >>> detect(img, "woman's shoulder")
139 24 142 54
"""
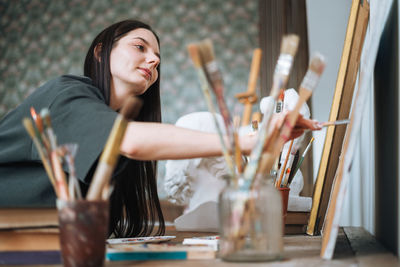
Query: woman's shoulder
42 75 104 100
50 74 94 90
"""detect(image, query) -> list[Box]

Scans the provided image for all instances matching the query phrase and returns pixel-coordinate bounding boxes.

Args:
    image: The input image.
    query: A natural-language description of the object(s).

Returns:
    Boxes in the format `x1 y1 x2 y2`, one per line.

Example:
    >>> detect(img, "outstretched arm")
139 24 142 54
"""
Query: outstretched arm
120 122 256 161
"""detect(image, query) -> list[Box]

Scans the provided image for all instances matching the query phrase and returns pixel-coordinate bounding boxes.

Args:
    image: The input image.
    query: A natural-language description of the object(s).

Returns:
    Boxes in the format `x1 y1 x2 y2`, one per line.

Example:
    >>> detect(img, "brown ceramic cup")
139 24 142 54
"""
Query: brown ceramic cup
57 200 109 267
277 187 290 225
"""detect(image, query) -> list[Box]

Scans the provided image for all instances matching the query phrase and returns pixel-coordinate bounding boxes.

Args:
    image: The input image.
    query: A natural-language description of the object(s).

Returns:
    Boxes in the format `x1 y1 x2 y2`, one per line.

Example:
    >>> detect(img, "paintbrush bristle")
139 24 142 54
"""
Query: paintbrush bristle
198 39 215 65
40 108 52 128
22 118 36 138
120 97 143 120
187 43 202 68
300 53 326 91
309 53 326 75
280 34 300 57
308 53 326 75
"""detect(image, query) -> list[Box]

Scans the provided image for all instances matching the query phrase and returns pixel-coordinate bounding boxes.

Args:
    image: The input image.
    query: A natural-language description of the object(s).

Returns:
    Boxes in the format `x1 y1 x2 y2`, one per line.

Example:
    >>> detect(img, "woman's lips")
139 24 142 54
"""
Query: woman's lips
138 68 152 80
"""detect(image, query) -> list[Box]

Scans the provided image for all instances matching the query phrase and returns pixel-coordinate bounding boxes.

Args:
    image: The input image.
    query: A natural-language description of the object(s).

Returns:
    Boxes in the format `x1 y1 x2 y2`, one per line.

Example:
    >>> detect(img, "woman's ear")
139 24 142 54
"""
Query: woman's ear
94 43 102 62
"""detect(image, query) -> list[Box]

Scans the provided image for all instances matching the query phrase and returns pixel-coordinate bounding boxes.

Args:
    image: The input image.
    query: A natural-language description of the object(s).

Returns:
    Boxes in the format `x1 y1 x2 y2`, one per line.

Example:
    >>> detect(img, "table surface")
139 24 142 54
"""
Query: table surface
0 226 398 266
105 227 399 267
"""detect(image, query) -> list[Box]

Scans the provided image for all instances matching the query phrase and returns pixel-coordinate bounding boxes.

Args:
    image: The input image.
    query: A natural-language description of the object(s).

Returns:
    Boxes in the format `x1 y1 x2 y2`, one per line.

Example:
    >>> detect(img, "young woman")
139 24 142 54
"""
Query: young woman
0 19 319 238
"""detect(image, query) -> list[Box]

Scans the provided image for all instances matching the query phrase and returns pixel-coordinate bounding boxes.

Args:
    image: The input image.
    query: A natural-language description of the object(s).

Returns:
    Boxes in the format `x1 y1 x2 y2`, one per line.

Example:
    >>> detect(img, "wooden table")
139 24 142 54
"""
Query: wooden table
106 227 399 266
0 227 398 266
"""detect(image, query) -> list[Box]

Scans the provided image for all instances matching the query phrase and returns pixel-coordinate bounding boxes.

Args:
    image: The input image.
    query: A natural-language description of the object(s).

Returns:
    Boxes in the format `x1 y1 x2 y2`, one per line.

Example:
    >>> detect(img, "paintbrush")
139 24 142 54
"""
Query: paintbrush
197 39 236 154
58 144 82 200
29 107 50 151
51 150 69 200
272 90 285 177
22 118 58 196
40 108 57 150
288 137 314 186
319 119 350 127
187 43 235 177
284 150 300 187
31 107 69 199
257 53 326 178
275 139 294 187
241 34 300 191
86 97 143 200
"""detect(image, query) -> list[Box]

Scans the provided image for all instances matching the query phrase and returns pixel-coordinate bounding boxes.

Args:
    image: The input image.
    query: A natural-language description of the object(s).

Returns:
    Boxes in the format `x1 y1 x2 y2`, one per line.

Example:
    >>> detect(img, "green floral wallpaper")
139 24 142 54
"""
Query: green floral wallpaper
0 0 258 195
0 0 258 122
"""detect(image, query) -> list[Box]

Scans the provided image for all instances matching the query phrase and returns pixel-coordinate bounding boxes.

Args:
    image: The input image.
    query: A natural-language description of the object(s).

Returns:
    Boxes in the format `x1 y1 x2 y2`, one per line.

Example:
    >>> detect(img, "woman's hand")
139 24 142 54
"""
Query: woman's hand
290 114 322 139
239 112 322 155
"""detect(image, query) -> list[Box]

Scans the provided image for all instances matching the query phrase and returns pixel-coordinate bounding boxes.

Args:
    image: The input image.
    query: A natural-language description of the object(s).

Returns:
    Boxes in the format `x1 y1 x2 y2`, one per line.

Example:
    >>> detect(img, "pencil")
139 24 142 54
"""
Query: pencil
288 137 315 186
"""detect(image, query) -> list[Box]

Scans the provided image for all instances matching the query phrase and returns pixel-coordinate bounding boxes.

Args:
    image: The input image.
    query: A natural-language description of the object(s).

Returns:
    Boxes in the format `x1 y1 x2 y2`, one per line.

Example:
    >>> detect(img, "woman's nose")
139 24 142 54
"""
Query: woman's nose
147 53 160 67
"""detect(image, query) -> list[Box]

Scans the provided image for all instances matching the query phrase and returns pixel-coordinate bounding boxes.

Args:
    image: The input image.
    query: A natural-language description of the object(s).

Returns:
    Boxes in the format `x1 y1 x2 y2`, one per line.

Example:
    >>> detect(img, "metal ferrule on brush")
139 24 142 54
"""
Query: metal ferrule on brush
206 61 222 82
300 70 320 91
275 54 294 76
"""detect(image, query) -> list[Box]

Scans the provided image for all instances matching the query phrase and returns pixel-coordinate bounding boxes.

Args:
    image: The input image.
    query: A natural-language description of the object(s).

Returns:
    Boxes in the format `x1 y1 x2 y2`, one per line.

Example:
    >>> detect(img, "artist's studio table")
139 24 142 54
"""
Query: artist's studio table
0 226 398 266
107 226 399 267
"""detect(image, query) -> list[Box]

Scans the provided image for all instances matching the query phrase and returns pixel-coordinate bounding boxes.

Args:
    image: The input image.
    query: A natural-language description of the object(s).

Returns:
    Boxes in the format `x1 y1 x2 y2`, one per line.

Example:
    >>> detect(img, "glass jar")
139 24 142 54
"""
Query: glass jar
218 174 283 262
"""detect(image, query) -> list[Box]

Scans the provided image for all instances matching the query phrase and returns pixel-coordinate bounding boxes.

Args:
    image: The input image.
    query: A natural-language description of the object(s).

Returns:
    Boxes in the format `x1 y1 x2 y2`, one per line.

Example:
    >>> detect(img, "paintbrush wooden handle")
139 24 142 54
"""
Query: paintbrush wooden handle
51 151 69 200
86 115 128 200
87 97 142 200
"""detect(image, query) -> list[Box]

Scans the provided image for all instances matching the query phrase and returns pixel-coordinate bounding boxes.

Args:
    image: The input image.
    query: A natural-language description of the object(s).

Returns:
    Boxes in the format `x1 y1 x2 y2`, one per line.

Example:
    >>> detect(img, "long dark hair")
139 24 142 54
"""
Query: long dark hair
84 20 165 237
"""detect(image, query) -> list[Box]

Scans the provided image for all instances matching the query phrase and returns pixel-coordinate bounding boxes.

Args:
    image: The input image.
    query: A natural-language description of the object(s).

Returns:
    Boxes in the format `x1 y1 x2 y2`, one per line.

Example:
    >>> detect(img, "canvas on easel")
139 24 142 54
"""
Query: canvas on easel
320 0 394 259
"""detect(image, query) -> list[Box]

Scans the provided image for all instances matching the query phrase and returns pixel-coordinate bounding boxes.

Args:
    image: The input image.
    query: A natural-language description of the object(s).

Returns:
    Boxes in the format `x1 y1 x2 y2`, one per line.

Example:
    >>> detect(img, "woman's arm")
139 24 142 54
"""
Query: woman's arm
120 122 256 161
120 112 321 161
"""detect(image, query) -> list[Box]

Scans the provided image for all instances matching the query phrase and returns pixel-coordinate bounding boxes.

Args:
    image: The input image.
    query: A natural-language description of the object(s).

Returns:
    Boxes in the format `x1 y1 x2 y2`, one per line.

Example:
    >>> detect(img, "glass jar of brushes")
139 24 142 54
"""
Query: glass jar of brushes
218 173 283 262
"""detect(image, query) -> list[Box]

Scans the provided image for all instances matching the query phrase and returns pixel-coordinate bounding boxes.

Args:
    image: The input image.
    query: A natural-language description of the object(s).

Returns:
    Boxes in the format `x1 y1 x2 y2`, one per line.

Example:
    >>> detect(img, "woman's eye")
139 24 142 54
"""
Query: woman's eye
135 45 145 51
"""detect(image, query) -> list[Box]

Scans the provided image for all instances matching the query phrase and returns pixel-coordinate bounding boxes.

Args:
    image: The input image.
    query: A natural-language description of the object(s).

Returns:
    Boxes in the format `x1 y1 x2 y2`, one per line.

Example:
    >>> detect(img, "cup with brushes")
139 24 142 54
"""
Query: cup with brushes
186 34 326 262
23 97 142 267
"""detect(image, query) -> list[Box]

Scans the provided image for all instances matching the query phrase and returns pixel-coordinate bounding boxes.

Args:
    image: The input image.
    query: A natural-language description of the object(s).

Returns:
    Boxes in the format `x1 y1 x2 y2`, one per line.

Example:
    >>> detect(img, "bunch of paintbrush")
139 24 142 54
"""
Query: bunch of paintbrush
216 35 300 252
230 52 325 254
241 34 300 192
258 53 326 187
87 97 142 200
23 107 81 200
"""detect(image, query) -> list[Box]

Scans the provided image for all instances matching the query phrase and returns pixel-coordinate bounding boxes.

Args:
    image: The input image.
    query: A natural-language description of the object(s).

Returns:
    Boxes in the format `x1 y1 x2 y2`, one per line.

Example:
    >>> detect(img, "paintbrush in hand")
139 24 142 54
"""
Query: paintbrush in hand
87 97 143 200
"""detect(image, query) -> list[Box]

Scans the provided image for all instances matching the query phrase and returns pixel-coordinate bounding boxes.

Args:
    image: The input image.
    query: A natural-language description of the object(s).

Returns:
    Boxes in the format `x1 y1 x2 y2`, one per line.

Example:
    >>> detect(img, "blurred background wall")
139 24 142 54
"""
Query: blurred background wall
0 0 259 196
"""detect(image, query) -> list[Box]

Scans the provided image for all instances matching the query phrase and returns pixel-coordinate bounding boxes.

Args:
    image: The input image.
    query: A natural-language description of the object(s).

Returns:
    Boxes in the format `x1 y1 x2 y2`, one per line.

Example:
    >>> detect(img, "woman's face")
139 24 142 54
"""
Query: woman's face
109 28 160 109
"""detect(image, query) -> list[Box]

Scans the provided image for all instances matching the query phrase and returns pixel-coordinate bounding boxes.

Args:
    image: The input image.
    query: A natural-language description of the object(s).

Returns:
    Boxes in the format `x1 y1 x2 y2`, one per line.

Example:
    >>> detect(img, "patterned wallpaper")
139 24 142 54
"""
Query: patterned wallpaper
0 0 258 195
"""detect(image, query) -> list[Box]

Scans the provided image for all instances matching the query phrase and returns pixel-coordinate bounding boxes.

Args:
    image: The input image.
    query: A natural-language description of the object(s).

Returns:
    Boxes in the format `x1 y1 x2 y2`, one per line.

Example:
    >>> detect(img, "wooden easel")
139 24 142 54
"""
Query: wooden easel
235 48 262 127
307 0 370 236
